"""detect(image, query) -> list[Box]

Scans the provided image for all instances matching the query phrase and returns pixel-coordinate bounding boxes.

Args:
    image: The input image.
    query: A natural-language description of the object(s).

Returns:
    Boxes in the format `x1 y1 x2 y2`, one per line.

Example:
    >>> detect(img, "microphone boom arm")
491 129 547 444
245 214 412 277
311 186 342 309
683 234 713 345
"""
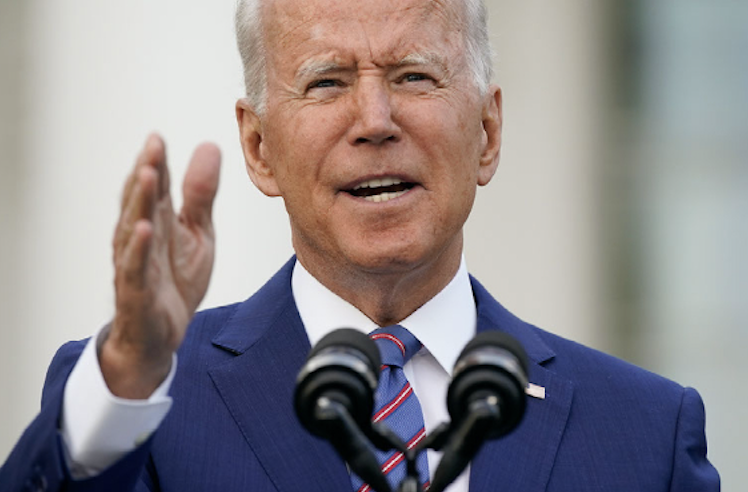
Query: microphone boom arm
313 396 393 492
426 396 502 492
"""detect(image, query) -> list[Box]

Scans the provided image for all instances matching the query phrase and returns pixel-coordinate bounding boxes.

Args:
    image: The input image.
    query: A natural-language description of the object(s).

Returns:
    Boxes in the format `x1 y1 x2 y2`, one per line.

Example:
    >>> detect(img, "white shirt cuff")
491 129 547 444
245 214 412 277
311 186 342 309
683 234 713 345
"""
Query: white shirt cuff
60 327 176 478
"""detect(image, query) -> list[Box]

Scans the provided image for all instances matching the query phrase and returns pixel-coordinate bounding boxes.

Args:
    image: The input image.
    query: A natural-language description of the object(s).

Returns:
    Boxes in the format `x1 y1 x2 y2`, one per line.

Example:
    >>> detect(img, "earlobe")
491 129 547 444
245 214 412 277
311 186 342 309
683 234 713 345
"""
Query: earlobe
477 85 503 187
236 98 281 197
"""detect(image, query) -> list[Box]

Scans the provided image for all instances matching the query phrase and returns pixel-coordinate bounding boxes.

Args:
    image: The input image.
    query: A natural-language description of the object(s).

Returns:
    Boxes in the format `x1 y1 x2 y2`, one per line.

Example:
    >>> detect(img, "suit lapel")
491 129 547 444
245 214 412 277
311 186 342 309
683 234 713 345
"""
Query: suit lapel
203 262 573 492
468 277 574 492
207 260 351 492
468 366 573 492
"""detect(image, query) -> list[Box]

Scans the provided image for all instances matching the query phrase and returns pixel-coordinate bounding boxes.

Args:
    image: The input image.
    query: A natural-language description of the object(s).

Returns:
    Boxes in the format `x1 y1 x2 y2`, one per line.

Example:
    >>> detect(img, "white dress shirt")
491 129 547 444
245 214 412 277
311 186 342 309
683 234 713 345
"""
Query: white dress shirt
294 258 476 492
61 258 477 492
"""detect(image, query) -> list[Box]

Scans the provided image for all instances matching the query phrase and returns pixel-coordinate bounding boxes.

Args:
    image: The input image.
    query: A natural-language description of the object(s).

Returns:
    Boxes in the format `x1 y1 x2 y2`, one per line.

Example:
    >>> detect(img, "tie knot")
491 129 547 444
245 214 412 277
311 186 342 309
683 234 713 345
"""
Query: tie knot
369 325 422 368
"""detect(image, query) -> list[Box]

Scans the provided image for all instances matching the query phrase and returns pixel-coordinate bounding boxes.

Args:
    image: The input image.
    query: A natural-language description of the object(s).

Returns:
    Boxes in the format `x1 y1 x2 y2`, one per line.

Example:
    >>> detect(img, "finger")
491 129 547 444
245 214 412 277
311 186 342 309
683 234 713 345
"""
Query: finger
114 164 159 255
115 134 170 252
180 142 221 228
146 134 171 200
119 218 155 291
121 134 167 213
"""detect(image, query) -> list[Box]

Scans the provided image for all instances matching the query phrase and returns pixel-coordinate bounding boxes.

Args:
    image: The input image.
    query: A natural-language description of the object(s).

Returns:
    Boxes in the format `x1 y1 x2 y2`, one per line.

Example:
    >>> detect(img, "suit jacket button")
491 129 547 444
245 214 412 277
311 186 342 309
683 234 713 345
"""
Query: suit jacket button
28 467 47 492
37 475 48 491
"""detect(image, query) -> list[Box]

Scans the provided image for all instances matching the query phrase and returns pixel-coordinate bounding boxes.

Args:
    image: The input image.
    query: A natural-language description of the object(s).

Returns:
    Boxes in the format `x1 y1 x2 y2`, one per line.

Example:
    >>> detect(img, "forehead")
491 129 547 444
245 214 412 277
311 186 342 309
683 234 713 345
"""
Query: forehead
262 0 466 70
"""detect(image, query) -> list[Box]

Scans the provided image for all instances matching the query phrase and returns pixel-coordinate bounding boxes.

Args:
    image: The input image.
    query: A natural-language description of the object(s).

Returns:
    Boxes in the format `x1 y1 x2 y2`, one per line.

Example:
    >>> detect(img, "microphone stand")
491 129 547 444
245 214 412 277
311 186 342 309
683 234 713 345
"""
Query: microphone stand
366 423 427 492
322 394 504 492
314 397 393 492
411 396 502 492
398 446 426 492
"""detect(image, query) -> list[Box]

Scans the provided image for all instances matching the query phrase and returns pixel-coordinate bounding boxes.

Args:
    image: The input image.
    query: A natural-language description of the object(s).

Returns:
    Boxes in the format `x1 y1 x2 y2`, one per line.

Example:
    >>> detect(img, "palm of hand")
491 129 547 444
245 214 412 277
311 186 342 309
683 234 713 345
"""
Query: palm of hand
104 136 220 398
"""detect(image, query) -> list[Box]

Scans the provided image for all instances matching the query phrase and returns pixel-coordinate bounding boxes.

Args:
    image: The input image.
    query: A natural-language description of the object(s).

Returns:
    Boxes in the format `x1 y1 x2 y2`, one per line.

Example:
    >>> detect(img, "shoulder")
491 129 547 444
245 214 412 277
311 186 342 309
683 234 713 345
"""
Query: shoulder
176 257 298 363
469 273 688 405
469 276 723 484
534 326 688 411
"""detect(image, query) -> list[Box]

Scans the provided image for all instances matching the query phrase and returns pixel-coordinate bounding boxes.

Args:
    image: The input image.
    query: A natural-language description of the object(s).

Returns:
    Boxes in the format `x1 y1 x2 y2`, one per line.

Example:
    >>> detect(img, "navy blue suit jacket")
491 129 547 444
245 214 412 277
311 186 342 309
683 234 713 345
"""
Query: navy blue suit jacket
1 258 719 491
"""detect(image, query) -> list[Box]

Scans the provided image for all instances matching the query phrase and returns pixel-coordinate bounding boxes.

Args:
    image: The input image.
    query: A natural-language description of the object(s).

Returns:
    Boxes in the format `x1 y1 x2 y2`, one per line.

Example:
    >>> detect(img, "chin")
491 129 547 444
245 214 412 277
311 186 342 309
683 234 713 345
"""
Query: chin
341 241 439 276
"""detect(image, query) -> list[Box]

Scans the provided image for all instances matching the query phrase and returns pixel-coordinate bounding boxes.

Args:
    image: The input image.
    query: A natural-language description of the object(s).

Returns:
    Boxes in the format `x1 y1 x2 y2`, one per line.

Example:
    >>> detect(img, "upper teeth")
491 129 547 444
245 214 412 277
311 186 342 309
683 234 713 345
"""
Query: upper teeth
353 177 402 190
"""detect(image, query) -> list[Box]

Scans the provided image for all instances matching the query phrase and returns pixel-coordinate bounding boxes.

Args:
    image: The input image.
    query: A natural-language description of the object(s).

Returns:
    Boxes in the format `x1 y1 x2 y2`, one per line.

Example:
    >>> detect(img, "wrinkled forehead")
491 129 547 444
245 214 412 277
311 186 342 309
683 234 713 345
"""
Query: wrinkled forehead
261 0 466 60
265 0 464 25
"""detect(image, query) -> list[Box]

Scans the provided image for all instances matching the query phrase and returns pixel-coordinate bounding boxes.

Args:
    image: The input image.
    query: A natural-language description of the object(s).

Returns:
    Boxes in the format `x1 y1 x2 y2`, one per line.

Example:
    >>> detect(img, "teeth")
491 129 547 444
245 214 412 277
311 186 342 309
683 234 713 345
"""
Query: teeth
354 177 402 190
363 190 407 203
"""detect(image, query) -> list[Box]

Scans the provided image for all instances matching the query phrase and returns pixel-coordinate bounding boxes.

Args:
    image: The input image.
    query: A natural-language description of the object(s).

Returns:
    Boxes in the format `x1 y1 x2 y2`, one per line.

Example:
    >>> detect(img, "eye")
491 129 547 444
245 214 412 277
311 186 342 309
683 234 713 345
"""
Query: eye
307 79 340 91
394 71 438 93
401 73 431 83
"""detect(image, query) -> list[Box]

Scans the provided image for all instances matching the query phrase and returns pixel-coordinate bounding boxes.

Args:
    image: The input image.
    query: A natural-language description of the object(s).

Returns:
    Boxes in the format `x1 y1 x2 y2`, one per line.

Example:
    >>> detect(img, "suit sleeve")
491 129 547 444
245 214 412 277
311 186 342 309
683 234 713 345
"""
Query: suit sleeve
669 387 720 492
0 341 156 492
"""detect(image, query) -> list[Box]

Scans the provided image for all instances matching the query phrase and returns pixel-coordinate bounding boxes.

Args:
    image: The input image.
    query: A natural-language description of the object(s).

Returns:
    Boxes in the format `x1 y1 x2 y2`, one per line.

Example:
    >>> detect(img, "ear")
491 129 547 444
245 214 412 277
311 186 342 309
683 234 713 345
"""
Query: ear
477 85 503 186
235 98 281 197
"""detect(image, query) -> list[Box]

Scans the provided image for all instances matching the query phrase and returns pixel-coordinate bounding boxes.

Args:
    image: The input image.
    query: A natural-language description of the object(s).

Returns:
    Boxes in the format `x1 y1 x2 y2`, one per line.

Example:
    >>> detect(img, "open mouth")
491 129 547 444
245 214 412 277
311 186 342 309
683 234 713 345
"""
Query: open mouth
346 178 416 203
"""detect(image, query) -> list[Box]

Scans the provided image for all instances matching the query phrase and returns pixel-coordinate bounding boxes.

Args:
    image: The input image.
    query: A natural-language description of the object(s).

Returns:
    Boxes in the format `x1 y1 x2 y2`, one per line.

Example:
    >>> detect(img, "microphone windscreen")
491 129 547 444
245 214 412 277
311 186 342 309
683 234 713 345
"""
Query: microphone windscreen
448 330 528 438
310 328 381 372
295 328 380 436
457 330 529 375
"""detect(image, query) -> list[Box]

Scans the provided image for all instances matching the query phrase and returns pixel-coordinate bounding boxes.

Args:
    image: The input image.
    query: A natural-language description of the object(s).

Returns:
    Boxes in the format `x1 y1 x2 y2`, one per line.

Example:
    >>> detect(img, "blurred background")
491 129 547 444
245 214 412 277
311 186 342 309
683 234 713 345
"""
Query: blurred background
1 0 745 488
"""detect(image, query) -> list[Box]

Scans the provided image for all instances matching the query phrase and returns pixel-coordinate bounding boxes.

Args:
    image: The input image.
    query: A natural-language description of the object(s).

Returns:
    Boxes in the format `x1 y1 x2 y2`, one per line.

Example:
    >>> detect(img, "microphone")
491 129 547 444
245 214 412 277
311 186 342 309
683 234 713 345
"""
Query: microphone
294 328 392 492
428 331 529 492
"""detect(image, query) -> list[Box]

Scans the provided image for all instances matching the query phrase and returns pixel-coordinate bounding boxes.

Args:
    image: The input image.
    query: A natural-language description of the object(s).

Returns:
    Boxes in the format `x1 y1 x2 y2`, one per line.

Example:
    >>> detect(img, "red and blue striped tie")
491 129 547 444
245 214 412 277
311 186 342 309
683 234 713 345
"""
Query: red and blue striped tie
351 325 430 492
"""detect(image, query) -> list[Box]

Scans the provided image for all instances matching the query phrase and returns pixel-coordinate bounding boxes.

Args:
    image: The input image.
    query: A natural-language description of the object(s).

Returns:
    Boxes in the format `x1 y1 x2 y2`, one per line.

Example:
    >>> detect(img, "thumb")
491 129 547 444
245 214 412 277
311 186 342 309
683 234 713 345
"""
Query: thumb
181 142 221 228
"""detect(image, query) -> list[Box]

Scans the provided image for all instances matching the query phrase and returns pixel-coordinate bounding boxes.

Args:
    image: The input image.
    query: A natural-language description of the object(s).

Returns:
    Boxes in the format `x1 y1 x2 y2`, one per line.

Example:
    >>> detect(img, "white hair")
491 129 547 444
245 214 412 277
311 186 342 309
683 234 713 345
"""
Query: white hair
235 0 267 114
234 0 493 115
462 0 494 95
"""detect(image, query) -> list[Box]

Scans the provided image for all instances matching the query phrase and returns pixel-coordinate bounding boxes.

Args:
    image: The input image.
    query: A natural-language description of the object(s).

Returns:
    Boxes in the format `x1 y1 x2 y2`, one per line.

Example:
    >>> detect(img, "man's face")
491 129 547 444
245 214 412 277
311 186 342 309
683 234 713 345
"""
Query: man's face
239 0 502 282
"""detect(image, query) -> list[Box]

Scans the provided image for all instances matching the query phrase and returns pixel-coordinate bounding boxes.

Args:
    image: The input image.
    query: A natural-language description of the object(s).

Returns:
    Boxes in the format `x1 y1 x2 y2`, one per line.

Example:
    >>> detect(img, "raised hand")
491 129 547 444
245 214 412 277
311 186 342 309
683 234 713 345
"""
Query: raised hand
100 134 221 399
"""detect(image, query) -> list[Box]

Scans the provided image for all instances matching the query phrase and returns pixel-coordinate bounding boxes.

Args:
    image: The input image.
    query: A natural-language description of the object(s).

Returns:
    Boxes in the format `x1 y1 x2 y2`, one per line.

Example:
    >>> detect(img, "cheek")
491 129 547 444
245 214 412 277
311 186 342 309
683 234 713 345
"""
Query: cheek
402 95 483 154
409 109 482 221
270 107 351 179
413 123 483 190
289 101 351 143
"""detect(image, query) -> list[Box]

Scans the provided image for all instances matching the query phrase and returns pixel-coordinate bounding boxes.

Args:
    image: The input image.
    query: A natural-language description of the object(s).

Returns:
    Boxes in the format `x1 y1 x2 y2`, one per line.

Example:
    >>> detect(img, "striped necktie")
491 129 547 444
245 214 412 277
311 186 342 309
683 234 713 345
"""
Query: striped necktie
351 325 430 492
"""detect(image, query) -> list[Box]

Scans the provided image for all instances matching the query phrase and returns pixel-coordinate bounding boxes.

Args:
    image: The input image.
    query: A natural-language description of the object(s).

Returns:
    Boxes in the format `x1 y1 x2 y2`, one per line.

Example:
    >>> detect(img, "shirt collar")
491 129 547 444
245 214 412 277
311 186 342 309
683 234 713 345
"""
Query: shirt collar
291 257 477 375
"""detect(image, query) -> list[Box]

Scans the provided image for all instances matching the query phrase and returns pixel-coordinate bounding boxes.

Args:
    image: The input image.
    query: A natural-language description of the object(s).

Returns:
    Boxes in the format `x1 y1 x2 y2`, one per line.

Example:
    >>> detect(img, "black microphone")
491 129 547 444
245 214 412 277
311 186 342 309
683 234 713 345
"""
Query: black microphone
294 328 392 492
428 331 529 492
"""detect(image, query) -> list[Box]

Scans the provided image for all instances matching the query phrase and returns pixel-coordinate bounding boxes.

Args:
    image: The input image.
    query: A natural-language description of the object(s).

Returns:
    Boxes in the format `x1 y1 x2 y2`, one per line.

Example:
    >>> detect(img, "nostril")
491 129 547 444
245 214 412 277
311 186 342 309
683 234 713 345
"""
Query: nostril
354 134 398 145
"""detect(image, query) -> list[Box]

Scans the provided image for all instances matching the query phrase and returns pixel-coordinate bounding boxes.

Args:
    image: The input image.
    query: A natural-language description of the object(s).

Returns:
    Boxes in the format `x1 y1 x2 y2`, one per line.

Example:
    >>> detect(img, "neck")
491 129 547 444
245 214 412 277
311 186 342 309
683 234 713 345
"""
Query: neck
295 237 464 326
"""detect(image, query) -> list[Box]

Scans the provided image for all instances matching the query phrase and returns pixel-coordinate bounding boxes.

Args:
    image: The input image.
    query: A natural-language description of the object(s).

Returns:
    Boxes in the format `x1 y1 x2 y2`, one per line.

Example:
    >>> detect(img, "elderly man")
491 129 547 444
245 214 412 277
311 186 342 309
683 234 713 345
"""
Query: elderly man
0 0 719 491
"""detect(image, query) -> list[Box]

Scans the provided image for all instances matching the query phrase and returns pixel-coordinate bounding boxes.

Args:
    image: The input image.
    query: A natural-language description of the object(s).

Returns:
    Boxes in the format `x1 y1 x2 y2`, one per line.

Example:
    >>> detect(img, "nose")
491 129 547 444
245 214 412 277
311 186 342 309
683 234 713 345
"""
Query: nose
348 78 401 145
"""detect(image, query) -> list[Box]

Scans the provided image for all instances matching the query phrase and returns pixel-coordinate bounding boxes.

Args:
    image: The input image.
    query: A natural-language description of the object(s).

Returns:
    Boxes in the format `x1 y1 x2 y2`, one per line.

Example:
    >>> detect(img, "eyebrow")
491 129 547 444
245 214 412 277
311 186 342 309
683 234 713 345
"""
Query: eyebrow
295 51 450 81
296 60 344 81
396 52 449 72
